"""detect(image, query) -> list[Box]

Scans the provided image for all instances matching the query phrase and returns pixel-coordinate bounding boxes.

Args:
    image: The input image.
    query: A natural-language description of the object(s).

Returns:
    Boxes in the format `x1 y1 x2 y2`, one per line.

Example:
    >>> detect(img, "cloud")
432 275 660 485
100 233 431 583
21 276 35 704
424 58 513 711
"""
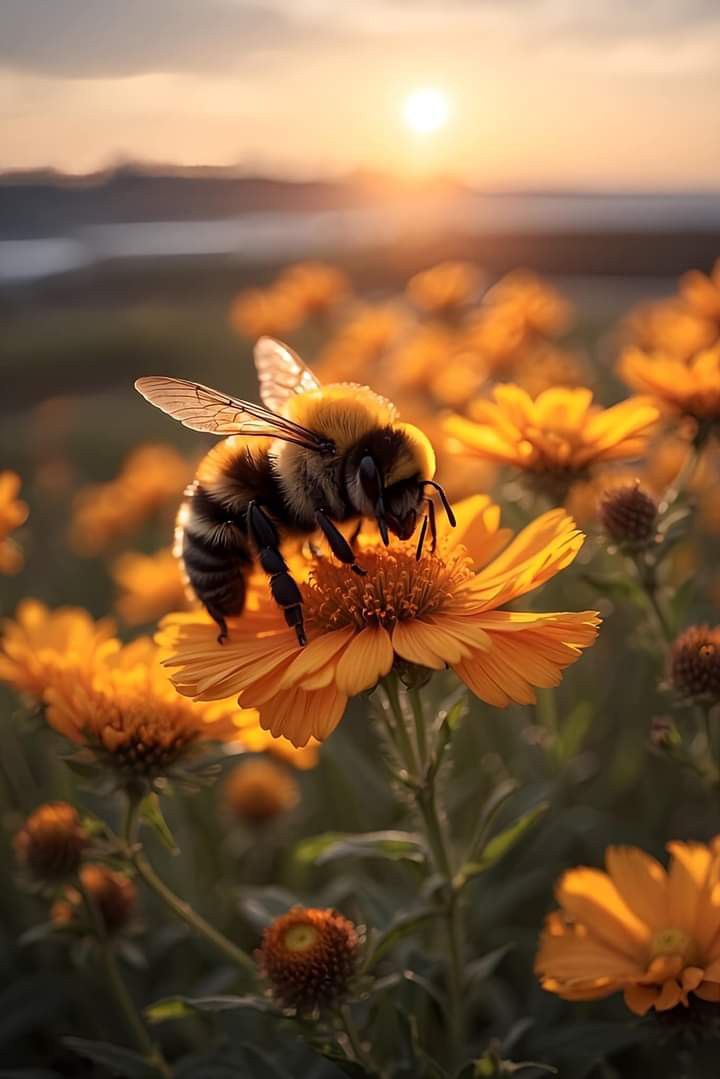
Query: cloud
0 0 322 78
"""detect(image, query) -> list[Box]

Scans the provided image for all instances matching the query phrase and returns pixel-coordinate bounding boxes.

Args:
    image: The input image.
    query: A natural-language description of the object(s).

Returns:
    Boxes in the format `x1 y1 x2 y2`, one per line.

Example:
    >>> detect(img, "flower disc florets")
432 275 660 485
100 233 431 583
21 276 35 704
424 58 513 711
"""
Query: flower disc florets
258 906 360 1010
14 802 88 882
304 544 473 632
670 626 720 703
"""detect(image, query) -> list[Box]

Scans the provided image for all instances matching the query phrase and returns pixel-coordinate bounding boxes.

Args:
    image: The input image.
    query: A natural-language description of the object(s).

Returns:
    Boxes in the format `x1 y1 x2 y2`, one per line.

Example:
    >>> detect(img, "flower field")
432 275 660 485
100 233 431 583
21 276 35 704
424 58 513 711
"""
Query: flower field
1 256 720 1078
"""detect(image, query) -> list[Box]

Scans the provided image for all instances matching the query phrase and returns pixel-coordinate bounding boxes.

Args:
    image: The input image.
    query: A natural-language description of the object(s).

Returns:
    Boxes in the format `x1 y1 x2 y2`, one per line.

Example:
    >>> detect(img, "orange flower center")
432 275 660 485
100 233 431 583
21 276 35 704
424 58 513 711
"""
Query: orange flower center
304 544 473 631
650 928 700 966
283 923 320 953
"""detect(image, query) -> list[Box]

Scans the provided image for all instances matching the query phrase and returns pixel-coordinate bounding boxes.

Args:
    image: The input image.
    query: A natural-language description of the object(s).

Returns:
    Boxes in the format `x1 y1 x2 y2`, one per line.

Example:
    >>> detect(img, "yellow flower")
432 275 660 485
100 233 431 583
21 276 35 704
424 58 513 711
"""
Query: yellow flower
0 471 29 575
484 269 573 338
277 261 349 318
625 299 717 363
681 260 720 324
160 497 599 747
535 839 720 1015
43 637 254 781
223 758 300 823
620 345 720 425
406 261 482 316
70 444 191 556
315 304 409 383
112 547 190 625
446 385 658 485
513 343 588 398
229 286 303 339
0 599 115 700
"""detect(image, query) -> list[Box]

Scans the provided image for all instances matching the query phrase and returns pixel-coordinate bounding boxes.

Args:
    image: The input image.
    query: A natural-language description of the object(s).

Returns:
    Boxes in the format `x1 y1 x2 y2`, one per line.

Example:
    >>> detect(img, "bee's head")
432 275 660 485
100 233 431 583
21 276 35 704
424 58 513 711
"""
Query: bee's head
347 424 452 544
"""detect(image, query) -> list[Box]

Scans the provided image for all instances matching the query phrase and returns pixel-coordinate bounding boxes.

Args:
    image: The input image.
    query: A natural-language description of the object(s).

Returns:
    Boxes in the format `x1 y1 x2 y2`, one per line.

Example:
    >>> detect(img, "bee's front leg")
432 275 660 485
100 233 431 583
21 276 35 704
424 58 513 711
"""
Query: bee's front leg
314 510 367 577
247 501 306 646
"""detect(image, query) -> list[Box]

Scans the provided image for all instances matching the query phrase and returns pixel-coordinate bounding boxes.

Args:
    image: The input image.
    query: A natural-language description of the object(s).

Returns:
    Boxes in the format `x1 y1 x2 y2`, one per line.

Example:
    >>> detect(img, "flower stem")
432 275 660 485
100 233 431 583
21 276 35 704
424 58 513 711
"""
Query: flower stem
77 880 170 1077
629 554 673 645
661 425 709 510
338 1004 382 1077
380 677 465 1062
124 800 256 977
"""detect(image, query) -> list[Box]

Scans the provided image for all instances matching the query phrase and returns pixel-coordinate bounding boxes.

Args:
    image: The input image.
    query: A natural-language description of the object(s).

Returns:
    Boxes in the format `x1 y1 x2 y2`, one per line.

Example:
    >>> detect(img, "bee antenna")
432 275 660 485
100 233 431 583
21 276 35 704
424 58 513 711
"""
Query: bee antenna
422 480 456 528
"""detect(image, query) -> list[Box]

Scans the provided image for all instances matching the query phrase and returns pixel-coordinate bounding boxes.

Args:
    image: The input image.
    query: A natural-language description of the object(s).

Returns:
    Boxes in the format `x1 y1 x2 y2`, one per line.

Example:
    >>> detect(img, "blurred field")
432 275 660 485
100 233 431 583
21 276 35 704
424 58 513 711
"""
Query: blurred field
1 238 720 1078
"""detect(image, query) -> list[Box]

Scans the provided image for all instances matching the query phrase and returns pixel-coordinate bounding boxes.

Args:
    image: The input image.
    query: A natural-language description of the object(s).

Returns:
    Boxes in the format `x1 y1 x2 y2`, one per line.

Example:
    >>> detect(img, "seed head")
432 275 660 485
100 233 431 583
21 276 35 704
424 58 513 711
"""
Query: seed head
257 907 359 1010
670 626 720 703
599 483 658 549
14 802 88 882
52 864 137 933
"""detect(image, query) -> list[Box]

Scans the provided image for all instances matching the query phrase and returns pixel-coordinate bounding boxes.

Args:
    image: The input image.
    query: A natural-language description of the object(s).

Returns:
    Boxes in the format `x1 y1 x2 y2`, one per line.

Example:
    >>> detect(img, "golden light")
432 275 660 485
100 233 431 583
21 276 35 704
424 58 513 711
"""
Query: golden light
403 88 449 136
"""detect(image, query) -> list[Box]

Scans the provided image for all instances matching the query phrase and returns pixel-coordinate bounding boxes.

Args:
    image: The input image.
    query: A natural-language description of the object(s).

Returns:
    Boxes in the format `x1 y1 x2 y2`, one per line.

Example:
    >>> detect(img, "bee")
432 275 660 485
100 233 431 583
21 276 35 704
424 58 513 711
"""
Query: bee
135 337 454 646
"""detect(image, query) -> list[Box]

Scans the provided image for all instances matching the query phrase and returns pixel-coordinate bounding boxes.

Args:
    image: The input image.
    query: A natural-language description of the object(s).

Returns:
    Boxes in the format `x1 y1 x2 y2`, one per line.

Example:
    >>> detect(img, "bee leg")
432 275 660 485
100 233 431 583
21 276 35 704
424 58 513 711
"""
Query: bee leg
314 510 367 577
348 520 363 550
208 610 229 645
426 497 438 554
247 501 307 647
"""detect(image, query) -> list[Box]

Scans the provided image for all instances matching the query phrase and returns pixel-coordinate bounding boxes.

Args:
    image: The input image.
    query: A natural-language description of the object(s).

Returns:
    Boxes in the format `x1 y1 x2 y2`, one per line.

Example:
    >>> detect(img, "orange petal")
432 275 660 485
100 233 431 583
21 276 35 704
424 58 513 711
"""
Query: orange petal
605 846 669 932
624 984 659 1016
334 627 393 695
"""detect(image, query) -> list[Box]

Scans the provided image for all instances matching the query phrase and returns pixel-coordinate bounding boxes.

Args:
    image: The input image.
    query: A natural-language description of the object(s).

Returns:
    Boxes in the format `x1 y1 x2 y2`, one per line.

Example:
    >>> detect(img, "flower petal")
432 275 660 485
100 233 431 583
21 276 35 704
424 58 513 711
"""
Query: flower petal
334 627 393 695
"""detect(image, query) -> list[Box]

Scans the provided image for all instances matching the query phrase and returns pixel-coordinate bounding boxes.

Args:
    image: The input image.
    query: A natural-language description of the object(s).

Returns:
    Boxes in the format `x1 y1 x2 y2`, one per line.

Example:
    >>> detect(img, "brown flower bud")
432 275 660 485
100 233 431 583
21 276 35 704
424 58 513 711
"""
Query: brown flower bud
224 759 299 824
257 907 359 1010
14 802 88 882
670 626 720 703
52 864 137 933
599 483 658 548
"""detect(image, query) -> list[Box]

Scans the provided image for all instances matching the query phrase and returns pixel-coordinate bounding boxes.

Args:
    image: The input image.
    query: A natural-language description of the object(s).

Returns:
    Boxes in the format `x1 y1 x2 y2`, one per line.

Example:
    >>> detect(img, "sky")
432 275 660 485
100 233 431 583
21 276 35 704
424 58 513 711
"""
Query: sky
2 0 720 189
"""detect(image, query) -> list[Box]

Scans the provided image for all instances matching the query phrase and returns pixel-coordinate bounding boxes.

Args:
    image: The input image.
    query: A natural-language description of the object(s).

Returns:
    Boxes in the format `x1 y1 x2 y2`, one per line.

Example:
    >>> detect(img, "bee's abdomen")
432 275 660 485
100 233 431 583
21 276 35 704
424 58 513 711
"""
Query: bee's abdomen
178 483 253 619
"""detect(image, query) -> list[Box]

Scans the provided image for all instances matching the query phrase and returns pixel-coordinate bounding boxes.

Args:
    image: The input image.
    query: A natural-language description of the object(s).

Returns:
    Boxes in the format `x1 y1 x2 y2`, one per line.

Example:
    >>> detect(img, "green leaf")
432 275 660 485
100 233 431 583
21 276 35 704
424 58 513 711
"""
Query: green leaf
146 995 280 1024
139 793 179 854
555 701 592 763
62 1038 160 1079
465 943 514 986
364 908 437 969
458 804 548 887
295 830 425 867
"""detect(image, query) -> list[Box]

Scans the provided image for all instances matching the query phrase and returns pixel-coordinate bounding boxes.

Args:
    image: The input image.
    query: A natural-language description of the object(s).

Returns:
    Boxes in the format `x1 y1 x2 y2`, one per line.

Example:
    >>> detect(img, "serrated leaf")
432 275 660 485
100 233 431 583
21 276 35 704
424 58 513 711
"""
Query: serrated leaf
295 830 425 867
139 793 179 854
146 995 280 1024
458 804 548 887
364 908 437 969
62 1038 160 1078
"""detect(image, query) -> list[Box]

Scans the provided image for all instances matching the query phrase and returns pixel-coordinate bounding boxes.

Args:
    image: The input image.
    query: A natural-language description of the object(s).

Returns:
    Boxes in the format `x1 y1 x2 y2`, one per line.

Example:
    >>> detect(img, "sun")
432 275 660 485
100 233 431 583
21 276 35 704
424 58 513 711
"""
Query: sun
403 88 449 136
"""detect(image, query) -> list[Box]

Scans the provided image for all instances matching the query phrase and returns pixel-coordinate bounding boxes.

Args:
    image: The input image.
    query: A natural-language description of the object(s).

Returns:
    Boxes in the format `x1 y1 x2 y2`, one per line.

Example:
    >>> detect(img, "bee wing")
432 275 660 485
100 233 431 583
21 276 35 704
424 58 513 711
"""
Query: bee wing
253 337 322 414
134 376 332 451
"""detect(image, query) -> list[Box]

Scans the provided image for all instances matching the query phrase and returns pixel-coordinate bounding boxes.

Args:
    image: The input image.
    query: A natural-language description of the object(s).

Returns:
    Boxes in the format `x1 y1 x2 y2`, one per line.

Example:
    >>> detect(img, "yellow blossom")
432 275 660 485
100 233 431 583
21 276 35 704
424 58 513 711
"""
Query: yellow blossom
112 547 190 625
0 471 29 575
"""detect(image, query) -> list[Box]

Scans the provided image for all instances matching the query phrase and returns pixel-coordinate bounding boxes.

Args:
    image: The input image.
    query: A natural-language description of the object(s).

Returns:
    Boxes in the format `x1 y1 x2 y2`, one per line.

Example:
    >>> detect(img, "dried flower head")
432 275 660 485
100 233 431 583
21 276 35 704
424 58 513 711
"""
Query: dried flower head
224 759 300 823
599 483 658 549
258 907 359 1009
14 802 88 882
670 626 720 703
52 864 137 933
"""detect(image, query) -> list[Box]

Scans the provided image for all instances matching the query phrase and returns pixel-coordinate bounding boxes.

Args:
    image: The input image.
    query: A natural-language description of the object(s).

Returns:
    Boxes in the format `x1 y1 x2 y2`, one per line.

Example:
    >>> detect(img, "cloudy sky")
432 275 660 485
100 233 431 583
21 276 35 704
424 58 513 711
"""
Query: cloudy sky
2 0 719 188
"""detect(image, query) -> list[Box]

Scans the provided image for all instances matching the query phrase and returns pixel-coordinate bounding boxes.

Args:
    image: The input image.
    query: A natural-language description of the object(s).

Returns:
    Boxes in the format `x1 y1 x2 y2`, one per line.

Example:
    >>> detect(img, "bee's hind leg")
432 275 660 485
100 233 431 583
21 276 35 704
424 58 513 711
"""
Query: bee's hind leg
247 501 307 647
208 610 229 645
314 510 367 577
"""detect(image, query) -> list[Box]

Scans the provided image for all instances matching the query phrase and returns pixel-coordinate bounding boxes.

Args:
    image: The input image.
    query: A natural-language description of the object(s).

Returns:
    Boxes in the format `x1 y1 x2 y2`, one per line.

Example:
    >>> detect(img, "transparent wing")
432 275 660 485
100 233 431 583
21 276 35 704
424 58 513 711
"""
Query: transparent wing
134 376 331 451
253 336 322 413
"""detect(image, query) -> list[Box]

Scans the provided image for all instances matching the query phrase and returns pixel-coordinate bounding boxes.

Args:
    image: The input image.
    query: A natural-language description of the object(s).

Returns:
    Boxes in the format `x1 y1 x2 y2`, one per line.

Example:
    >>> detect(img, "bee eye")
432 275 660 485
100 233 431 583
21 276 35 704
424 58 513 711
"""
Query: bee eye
358 455 382 503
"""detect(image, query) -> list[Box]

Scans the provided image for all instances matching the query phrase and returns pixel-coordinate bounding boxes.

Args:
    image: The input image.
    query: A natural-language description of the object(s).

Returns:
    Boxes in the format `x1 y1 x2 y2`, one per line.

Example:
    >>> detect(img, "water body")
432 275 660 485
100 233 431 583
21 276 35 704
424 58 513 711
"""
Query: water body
1 192 718 283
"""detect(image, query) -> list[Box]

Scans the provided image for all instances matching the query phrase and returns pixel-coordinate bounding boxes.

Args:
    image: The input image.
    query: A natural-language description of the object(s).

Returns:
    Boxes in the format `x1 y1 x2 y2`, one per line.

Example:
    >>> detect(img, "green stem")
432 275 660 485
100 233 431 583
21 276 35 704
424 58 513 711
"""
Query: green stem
630 555 673 645
382 675 420 779
408 686 428 774
380 678 464 1061
124 801 256 977
338 1004 382 1077
78 881 170 1077
661 427 709 510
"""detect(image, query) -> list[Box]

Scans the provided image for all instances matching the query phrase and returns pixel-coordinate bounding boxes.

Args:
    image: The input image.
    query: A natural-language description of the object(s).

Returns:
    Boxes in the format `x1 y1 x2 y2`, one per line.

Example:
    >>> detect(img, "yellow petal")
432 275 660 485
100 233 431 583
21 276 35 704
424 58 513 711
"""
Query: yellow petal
334 628 393 695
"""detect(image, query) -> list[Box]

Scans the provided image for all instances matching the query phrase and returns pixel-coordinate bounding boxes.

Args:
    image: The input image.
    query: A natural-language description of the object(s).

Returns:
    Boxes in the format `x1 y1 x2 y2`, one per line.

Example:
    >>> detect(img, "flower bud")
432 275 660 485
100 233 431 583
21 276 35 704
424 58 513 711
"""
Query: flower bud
599 483 658 549
670 626 720 703
257 907 359 1010
224 759 299 824
14 802 88 882
52 864 137 933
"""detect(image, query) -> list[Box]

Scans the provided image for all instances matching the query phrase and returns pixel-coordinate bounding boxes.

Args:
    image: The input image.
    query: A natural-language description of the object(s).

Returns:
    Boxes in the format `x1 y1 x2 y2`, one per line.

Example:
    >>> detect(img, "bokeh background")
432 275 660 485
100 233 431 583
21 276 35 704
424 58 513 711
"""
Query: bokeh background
2 3 720 1076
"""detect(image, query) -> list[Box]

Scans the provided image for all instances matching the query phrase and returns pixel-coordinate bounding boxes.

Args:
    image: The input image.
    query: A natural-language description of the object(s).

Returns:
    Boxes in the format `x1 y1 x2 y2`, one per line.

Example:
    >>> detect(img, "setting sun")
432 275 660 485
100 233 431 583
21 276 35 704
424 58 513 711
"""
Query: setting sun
402 87 450 135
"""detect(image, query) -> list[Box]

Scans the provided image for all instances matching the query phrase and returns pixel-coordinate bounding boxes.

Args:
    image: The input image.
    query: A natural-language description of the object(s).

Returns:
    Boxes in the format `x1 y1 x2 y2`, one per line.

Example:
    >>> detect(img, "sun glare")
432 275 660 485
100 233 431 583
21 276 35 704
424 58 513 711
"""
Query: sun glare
403 87 449 135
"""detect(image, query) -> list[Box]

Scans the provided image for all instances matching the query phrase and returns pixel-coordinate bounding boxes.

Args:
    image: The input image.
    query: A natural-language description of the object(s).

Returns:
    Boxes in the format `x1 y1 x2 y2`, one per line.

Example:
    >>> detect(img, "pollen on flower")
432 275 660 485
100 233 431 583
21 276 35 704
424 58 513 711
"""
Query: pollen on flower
304 543 473 632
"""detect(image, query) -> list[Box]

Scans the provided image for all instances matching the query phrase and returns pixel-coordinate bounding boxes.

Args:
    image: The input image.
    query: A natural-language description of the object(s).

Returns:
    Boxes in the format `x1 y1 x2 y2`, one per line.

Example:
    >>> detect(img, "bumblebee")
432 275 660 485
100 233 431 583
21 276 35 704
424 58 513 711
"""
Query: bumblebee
135 338 454 645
